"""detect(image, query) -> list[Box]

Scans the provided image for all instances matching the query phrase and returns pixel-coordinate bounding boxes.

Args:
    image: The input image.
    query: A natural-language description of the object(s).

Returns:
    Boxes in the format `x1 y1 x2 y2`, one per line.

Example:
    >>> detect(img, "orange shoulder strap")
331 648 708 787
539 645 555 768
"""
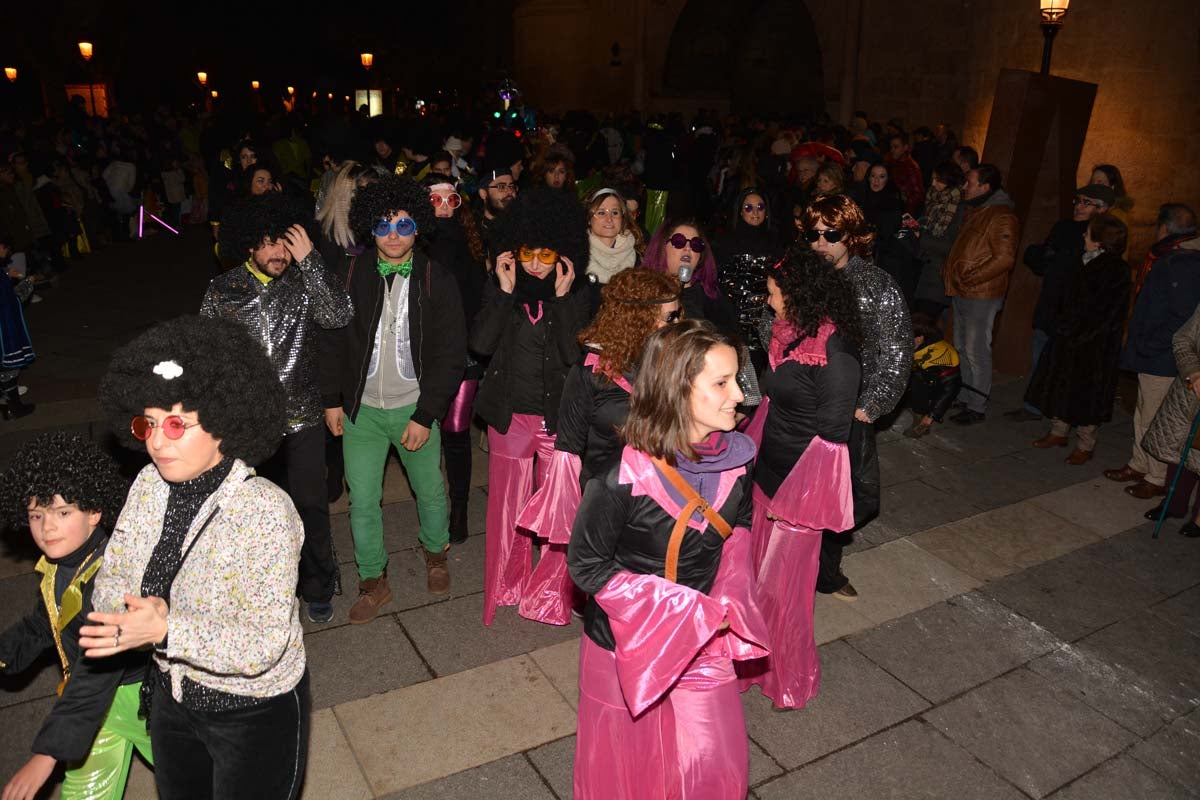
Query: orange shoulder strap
651 457 733 583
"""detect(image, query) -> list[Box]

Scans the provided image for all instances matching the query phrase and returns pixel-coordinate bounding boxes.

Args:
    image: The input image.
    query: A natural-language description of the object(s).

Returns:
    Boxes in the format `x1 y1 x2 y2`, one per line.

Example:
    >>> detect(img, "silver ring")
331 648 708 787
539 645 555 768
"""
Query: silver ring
113 626 121 647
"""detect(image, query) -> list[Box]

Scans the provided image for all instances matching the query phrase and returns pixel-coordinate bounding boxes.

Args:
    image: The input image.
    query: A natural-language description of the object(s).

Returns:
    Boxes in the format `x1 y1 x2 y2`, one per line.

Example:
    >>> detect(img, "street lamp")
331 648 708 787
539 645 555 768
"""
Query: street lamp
197 71 207 86
1039 0 1070 74
77 42 97 117
4 67 15 83
251 80 260 90
360 53 373 69
211 90 219 98
287 86 295 96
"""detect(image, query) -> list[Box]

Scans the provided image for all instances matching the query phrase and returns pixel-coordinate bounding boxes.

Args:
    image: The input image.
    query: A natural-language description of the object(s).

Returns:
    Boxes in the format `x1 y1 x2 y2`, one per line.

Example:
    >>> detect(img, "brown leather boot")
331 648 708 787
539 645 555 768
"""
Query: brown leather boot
348 573 392 624
424 549 450 596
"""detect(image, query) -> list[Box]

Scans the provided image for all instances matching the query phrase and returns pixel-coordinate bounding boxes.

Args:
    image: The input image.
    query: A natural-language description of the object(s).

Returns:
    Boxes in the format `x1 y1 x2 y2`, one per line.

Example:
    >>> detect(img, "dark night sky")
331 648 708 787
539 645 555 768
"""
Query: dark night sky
2 0 515 114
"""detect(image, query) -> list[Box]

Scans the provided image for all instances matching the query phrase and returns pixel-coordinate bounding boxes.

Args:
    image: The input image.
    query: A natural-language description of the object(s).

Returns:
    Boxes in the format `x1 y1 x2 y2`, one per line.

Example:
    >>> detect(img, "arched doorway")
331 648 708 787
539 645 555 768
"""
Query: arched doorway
662 0 824 116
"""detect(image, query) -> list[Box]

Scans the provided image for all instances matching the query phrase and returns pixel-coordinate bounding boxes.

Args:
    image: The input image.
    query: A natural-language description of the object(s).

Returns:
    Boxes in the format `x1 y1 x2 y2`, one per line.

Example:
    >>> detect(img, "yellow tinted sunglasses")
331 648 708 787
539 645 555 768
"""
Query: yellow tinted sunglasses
518 245 559 265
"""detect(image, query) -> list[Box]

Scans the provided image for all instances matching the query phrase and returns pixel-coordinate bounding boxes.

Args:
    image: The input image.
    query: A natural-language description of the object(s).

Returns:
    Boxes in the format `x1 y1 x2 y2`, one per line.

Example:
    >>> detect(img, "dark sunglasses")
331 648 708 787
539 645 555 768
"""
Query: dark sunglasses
743 203 766 213
131 415 201 441
669 233 706 253
804 228 844 244
372 217 418 238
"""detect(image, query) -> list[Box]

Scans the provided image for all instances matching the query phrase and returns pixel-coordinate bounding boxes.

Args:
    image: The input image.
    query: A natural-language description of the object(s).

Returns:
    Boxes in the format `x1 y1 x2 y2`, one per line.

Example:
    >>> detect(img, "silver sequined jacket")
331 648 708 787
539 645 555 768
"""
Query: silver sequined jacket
200 252 354 433
844 256 913 421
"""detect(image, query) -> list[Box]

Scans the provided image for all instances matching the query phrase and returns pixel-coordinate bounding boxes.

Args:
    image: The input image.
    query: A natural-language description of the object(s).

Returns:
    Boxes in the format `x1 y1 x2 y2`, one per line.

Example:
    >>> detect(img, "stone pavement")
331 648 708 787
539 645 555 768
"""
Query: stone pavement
1 229 1198 799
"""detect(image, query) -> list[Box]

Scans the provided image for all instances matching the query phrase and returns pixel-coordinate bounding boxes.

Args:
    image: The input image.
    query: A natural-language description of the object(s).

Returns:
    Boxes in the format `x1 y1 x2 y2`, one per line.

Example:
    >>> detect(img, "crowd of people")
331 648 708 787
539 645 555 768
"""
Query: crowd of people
2 97 1200 800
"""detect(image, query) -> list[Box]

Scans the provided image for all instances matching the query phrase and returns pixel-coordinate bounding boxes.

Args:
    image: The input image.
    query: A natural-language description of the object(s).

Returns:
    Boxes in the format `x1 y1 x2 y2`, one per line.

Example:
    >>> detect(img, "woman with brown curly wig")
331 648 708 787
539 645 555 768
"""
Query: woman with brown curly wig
737 247 860 711
516 268 681 625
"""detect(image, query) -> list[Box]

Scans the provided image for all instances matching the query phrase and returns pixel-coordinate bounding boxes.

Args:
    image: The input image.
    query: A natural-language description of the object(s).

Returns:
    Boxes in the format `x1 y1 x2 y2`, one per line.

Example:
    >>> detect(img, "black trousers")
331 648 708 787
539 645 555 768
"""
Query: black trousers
816 419 880 593
151 672 311 800
259 425 339 602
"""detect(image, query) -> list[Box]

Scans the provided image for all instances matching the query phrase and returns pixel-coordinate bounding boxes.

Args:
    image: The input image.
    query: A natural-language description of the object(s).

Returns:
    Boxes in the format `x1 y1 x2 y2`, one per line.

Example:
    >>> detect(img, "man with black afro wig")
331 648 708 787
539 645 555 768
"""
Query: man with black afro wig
467 184 591 627
320 173 466 617
100 314 287 467
1 432 151 800
204 192 353 624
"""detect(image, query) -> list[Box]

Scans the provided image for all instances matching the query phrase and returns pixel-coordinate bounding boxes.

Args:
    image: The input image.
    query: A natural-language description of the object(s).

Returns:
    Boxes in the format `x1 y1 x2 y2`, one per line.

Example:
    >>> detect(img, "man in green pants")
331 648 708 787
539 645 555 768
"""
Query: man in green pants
320 175 467 623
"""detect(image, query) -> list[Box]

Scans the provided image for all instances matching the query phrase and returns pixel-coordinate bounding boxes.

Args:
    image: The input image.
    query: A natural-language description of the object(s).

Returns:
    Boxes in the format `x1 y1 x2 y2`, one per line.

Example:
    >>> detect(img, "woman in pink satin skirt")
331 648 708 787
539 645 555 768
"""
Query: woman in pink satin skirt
567 320 769 799
737 248 860 709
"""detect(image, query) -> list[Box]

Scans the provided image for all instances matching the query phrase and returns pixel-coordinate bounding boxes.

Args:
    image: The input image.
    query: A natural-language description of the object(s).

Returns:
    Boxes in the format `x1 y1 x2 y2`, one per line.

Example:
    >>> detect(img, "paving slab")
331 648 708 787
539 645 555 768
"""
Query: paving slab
0 572 61 708
755 719 1027 800
0 695 56 784
378 754 557 800
1028 642 1184 738
1130 709 1200 796
925 668 1139 798
983 547 1166 641
742 640 928 769
838 538 980 625
813 591 875 644
848 592 1061 704
299 708 374 800
335 654 575 795
1030 477 1159 539
1080 523 1200 596
526 735 575 800
920 453 1084 511
116 755 158 800
398 596 581 677
910 500 1101 583
877 437 967 488
528 637 580 710
1150 586 1200 637
1071 611 1200 720
920 416 1035 461
304 615 431 709
1047 754 1196 800
856 478 984 545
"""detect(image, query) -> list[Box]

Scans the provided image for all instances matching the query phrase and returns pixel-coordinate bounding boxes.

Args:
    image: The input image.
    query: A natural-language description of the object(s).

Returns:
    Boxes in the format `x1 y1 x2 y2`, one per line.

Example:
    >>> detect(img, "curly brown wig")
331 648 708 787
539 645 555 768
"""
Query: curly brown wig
579 269 682 381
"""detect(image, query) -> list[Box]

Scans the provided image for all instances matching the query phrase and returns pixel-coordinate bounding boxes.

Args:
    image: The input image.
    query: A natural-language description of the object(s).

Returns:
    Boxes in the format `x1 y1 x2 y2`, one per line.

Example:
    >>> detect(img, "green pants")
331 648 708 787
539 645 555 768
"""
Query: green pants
343 403 449 579
61 681 153 800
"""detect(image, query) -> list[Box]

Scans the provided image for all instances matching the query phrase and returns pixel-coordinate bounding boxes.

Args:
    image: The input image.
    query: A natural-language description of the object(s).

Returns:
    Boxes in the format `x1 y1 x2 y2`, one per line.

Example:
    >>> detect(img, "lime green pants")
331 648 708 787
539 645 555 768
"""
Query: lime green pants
61 681 153 800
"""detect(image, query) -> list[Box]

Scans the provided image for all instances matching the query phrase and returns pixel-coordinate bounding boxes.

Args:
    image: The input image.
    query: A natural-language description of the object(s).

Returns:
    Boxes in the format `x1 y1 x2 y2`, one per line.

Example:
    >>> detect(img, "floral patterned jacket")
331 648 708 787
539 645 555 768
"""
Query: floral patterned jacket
92 459 306 702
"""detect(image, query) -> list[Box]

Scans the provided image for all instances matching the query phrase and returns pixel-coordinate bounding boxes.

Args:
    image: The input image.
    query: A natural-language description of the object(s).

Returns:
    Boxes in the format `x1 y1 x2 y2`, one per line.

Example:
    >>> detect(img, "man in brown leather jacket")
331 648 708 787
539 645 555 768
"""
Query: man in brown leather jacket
942 164 1020 423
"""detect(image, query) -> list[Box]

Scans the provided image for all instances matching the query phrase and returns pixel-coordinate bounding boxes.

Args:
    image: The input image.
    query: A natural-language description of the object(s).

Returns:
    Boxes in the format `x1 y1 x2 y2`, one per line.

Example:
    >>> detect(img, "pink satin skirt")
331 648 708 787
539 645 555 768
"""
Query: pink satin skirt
575 637 749 800
483 415 556 626
737 487 822 709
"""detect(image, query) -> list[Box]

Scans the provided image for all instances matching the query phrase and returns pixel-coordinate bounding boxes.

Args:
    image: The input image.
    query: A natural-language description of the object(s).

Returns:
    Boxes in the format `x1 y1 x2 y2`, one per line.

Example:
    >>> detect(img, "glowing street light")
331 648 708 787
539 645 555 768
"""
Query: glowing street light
360 53 373 69
251 80 260 90
4 67 15 83
211 90 219 98
287 86 295 95
1039 0 1071 74
197 71 207 86
77 42 93 61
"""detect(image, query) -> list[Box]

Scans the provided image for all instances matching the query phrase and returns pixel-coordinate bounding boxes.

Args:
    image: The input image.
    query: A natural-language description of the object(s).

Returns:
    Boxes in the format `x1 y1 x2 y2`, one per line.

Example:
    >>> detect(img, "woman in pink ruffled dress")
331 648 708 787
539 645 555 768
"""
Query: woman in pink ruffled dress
738 247 861 709
567 319 769 799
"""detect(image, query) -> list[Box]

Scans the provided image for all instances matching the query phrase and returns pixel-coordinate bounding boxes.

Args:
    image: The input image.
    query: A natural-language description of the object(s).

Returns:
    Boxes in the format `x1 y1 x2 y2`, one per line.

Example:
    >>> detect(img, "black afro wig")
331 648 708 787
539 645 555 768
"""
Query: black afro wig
492 185 589 277
218 192 315 264
348 174 436 245
2 432 130 532
99 315 287 466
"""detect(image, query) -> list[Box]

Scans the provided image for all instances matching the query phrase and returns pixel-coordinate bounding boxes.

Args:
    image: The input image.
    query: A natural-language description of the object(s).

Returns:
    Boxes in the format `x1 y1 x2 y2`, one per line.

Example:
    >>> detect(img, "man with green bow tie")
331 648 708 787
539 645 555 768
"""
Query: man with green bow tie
319 175 467 622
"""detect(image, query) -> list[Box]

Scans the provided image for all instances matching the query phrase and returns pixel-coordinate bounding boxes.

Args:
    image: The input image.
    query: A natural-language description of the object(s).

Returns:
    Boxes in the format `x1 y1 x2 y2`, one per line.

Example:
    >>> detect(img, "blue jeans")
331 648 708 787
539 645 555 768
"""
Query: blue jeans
1024 328 1049 414
952 296 1004 414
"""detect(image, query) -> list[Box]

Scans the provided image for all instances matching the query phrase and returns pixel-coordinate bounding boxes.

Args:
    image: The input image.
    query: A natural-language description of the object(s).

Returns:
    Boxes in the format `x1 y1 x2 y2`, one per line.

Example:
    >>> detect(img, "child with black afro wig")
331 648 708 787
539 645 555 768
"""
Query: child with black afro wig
468 185 591 627
0 432 152 800
100 314 287 466
347 173 436 246
217 191 316 266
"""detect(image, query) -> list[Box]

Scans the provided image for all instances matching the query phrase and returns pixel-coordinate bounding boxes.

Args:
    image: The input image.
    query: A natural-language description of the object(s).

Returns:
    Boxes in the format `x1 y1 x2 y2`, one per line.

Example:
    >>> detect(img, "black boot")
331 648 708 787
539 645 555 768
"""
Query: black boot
442 429 473 544
1 386 34 420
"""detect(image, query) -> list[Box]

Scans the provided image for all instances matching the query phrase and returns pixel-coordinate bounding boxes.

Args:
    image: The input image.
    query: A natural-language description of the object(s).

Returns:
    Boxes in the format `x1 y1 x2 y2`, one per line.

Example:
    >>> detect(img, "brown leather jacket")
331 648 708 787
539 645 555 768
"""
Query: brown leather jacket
943 190 1020 299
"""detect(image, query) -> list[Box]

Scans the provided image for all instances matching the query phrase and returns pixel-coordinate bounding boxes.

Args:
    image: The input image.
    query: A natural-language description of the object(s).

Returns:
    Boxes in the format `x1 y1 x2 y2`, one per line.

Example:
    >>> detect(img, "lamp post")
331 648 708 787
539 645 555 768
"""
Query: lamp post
4 67 15 83
1039 0 1070 75
197 71 207 86
78 41 97 116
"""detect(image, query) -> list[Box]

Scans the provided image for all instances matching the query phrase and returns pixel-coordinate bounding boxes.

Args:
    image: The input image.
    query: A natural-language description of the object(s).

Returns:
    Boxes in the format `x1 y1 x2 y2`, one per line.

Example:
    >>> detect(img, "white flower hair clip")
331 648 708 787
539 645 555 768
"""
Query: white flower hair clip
152 360 184 380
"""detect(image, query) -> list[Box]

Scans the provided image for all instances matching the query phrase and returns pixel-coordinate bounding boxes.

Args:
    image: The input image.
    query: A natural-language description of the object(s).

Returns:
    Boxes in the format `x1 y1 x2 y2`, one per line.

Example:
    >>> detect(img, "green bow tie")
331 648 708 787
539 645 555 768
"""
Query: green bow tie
377 255 413 278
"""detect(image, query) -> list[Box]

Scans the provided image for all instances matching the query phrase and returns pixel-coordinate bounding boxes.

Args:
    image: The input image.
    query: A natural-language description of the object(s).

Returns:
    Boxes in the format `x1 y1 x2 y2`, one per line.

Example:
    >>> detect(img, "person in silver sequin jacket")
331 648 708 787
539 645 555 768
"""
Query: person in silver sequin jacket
201 193 353 620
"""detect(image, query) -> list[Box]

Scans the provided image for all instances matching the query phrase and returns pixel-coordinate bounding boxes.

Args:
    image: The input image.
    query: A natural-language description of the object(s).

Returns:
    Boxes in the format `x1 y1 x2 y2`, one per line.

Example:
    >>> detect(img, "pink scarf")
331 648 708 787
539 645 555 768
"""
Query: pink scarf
768 318 836 370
